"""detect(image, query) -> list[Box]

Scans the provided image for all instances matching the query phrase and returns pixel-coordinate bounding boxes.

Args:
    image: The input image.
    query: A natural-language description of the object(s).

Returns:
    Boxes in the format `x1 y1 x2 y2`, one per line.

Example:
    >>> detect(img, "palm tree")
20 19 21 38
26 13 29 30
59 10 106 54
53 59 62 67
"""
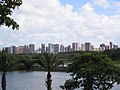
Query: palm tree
35 53 62 90
0 52 13 90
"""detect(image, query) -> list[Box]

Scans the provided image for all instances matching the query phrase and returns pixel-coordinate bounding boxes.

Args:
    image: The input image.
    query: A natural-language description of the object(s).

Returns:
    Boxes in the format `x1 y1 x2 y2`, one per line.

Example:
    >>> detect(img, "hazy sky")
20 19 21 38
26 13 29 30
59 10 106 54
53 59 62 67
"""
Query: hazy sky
0 0 120 49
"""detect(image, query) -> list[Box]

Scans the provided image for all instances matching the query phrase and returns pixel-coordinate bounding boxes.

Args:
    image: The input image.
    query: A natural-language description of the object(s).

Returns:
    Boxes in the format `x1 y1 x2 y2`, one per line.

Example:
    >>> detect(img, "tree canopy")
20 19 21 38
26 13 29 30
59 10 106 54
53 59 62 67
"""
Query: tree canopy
0 0 22 30
0 51 14 90
0 52 14 72
61 52 120 90
103 48 120 60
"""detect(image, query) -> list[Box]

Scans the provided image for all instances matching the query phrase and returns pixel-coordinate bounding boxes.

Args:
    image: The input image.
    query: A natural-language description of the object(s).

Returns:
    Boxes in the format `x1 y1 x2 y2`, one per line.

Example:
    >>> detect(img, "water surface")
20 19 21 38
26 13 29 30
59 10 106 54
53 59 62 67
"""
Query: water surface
0 71 120 90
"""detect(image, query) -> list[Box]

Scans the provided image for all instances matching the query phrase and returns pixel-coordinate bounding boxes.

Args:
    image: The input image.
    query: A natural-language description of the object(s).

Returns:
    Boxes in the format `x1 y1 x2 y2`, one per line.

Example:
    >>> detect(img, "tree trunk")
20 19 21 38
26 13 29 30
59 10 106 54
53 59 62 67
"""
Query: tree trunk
46 69 52 90
1 72 6 90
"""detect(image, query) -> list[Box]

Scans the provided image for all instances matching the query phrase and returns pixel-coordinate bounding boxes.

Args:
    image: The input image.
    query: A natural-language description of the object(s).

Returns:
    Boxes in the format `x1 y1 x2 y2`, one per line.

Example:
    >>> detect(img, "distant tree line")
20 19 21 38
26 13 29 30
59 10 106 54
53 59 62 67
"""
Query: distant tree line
103 48 120 61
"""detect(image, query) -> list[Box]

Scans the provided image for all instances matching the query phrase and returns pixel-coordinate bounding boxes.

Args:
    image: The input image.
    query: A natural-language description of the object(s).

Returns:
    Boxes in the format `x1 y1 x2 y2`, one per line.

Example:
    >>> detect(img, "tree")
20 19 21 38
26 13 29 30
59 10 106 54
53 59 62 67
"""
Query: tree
104 48 120 60
61 52 120 90
35 53 62 90
0 0 22 30
0 52 14 90
17 55 34 70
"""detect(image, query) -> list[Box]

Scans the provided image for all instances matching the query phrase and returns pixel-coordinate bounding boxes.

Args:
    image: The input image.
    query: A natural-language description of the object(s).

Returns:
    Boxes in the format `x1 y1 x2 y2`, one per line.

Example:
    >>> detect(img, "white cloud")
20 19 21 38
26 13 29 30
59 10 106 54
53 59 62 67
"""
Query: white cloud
0 0 120 49
94 0 111 9
114 1 120 7
113 2 120 14
79 3 94 12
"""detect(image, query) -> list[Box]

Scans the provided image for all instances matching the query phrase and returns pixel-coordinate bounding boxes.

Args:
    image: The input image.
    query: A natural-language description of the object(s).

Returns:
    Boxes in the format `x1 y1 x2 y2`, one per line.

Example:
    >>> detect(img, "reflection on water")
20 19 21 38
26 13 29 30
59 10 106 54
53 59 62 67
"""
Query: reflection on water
0 71 120 90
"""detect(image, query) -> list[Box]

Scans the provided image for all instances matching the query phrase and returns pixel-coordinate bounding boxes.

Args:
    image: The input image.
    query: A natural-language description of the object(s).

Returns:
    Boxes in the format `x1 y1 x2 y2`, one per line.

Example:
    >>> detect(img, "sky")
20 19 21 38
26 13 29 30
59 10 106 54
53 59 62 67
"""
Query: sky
0 0 120 49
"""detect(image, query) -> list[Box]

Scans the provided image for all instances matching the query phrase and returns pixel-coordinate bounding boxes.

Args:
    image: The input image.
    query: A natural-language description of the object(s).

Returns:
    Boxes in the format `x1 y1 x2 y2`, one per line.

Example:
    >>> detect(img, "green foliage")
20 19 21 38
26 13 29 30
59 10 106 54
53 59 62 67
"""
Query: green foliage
0 52 14 72
35 53 62 70
61 52 120 90
104 48 120 61
0 0 22 30
0 52 16 90
15 55 34 70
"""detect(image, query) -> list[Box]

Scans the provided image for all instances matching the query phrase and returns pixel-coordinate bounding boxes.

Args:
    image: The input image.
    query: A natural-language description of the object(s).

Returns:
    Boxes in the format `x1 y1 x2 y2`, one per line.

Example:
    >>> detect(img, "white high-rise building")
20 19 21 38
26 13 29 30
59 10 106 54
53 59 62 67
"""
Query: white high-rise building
72 42 80 51
60 44 65 52
81 44 85 51
10 46 17 54
54 44 59 54
76 43 80 51
48 43 54 54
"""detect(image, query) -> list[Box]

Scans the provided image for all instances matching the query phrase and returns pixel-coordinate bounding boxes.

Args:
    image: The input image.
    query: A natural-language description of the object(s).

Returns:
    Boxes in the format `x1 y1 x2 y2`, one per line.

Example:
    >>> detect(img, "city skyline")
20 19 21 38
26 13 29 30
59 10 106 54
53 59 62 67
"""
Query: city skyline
0 0 120 48
1 41 119 54
0 41 119 48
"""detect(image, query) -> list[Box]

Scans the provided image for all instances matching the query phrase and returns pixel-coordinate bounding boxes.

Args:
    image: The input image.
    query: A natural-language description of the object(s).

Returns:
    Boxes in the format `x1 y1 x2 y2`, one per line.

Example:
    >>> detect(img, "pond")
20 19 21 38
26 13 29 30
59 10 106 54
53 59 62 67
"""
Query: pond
0 71 120 90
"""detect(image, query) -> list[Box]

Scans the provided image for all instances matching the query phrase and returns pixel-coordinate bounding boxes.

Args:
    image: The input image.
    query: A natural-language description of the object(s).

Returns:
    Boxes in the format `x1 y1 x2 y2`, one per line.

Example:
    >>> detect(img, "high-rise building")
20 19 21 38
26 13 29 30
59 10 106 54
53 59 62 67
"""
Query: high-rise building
85 43 91 51
48 43 54 54
65 47 68 52
81 44 85 51
29 44 35 54
91 45 94 51
109 42 113 49
105 45 109 50
24 45 29 54
46 46 49 53
18 46 24 54
72 42 79 51
4 47 11 53
54 44 59 54
72 42 76 51
60 44 65 52
76 43 80 51
16 47 19 54
10 46 17 54
41 44 46 53
68 45 72 52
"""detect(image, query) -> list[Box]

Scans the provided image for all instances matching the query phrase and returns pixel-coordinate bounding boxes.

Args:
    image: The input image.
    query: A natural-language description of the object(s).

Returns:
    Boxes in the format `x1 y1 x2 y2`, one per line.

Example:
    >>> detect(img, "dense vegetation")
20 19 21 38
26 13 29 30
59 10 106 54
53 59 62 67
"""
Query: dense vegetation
103 48 120 61
61 52 120 90
0 49 120 90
